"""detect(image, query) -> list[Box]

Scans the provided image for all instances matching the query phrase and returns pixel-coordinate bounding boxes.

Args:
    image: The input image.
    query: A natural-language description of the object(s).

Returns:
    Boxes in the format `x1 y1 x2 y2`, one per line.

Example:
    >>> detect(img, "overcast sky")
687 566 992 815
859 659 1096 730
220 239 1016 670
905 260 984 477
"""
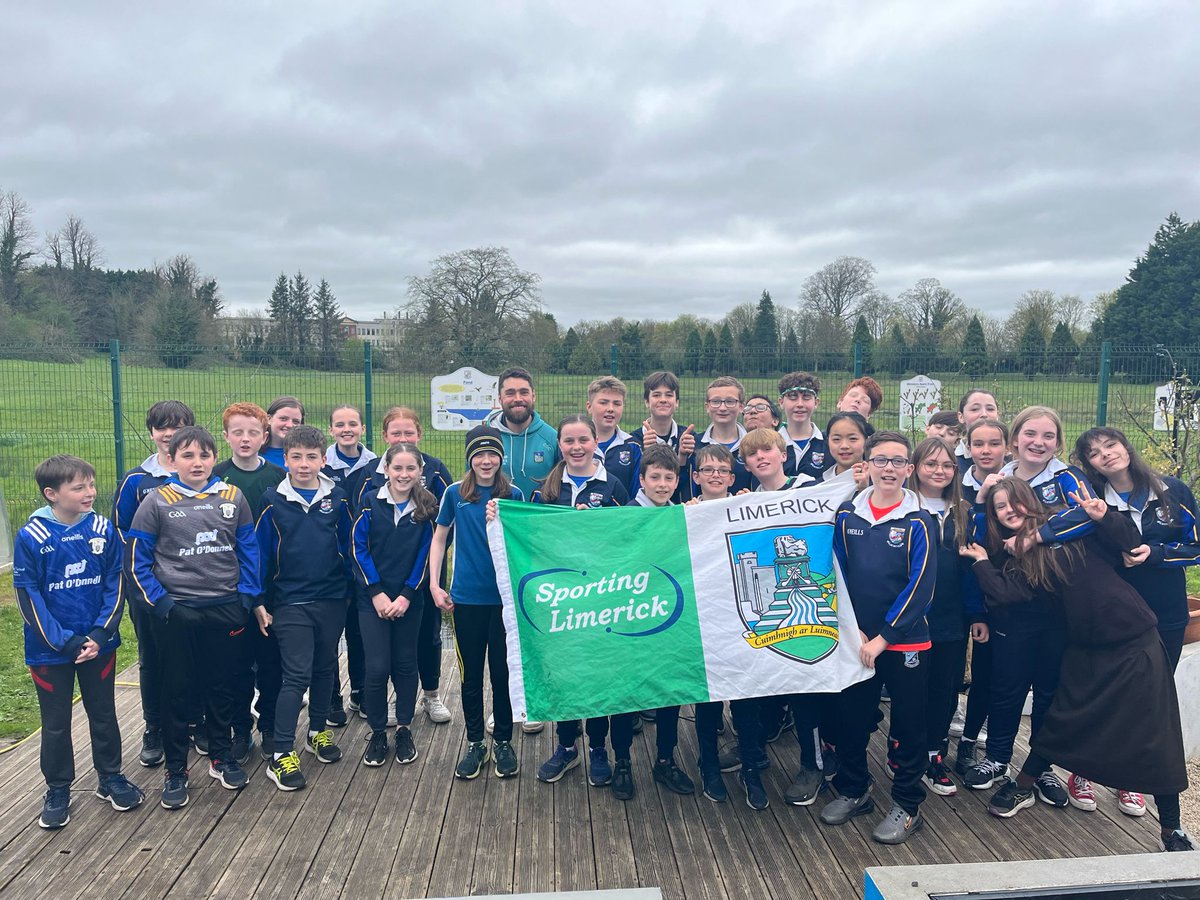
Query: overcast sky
4 1 1198 325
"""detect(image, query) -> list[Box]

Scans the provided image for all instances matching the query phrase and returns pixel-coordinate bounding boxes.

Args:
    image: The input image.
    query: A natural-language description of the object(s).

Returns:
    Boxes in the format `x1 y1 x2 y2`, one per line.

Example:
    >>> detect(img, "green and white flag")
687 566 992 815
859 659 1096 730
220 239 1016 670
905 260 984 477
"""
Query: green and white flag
488 480 872 722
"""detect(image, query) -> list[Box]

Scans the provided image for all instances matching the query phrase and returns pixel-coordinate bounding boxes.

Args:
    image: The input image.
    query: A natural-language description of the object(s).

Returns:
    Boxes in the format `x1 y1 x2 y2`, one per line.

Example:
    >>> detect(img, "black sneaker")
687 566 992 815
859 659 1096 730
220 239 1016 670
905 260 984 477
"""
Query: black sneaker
395 727 418 765
139 728 164 768
306 729 343 764
1034 771 1068 807
717 742 742 773
96 773 145 810
764 710 793 744
327 694 348 728
988 781 1036 818
820 743 839 781
964 757 1009 790
455 741 490 779
494 740 519 778
208 759 249 790
363 731 388 767
631 716 644 735
231 730 252 767
1165 830 1197 852
740 768 769 810
923 756 957 797
161 772 189 810
267 752 306 791
784 766 825 806
612 759 636 801
190 724 208 757
653 759 695 795
259 732 276 761
954 739 977 777
702 769 727 803
39 786 71 829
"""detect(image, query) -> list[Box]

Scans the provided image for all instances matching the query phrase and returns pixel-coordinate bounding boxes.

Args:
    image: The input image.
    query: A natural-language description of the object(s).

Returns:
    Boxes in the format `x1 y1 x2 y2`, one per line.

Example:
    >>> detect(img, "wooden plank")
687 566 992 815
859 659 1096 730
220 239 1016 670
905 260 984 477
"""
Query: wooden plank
549 732 598 893
467 733 519 897
511 723 555 895
589 747 638 894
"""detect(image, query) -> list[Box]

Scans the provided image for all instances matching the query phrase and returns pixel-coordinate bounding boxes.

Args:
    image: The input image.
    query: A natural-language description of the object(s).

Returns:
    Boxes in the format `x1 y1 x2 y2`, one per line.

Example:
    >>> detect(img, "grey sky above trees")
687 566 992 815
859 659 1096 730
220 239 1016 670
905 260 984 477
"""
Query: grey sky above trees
3 1 1198 323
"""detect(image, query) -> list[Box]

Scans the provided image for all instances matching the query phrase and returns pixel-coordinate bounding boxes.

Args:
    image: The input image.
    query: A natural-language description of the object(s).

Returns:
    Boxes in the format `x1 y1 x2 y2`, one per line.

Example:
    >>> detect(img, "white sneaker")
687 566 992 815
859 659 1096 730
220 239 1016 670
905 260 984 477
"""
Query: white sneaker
420 694 453 724
1118 790 1147 817
522 721 545 734
486 713 495 734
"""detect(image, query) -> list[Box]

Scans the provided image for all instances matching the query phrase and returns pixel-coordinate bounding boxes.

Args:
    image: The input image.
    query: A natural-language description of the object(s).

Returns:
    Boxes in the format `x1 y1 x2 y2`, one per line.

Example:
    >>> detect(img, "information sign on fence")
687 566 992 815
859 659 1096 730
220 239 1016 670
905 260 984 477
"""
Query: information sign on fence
1155 381 1200 431
431 366 499 431
898 375 942 429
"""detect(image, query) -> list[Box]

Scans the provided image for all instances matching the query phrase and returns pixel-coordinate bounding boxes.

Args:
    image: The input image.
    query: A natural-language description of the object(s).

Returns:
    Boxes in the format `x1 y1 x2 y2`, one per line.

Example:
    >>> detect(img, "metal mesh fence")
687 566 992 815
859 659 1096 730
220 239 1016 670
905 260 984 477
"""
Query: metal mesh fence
0 340 1195 527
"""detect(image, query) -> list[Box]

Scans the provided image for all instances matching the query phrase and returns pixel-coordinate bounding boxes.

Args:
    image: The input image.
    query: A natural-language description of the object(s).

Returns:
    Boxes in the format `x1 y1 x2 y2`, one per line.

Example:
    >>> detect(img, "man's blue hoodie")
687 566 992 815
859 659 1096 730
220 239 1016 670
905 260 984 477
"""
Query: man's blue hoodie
483 408 560 500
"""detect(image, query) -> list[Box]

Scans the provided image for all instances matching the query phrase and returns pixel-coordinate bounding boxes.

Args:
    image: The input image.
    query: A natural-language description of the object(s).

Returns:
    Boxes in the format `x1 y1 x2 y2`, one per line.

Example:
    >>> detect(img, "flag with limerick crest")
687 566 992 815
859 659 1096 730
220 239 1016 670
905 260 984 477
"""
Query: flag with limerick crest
488 480 871 722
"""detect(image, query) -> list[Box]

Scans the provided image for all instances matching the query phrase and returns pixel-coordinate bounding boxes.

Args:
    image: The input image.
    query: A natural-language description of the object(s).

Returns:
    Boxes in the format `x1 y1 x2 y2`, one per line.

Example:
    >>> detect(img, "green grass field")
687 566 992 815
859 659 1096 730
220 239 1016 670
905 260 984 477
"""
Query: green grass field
0 352 1170 524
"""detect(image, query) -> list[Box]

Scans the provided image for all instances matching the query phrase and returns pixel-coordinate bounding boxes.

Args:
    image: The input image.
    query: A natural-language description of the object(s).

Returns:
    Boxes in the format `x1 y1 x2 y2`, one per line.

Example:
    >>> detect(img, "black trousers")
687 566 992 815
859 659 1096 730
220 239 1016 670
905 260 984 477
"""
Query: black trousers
926 638 968 756
128 595 162 728
654 706 680 761
833 651 929 816
233 621 280 738
788 693 827 769
272 601 344 752
694 699 766 772
962 638 991 741
987 625 1063 765
31 653 122 788
557 716 610 750
607 714 637 761
152 602 246 773
418 591 444 692
331 598 365 701
453 604 512 742
1161 626 1185 673
358 601 423 731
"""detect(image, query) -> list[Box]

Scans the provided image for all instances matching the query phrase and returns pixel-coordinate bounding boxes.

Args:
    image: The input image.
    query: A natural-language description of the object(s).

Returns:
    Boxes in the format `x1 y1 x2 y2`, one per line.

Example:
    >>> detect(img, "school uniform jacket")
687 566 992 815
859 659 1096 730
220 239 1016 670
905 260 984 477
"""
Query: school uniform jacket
112 453 171 540
780 425 829 482
917 500 986 642
127 476 261 620
532 462 629 508
597 428 642 498
688 424 755 499
352 485 434 606
998 458 1094 544
960 466 986 507
630 420 683 453
257 473 353 607
833 488 936 647
1100 477 1200 633
323 444 378 506
13 509 123 666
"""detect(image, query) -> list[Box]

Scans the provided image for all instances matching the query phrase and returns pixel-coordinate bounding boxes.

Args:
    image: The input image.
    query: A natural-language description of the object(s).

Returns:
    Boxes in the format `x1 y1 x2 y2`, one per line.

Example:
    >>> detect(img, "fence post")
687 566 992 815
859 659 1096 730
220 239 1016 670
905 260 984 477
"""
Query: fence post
1096 340 1112 426
610 343 618 376
110 340 125 478
853 342 863 378
363 342 374 451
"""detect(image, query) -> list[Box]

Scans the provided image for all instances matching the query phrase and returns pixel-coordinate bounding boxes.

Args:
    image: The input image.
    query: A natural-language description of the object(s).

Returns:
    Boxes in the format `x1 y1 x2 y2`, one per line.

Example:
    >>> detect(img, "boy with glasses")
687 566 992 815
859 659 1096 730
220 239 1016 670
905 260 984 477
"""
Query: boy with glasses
689 376 753 497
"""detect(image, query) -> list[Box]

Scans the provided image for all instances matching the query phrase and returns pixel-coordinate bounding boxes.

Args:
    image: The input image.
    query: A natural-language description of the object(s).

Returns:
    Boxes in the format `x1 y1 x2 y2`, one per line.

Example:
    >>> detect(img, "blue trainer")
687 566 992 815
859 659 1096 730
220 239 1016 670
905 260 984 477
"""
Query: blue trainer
589 747 613 787
537 744 580 783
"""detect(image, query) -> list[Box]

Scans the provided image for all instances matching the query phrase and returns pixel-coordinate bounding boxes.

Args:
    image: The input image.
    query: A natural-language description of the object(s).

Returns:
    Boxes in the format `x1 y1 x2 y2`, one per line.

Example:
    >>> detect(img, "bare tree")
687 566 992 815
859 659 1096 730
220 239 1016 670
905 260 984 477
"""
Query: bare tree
0 189 37 310
855 291 900 340
898 277 965 335
1054 293 1090 335
1003 288 1058 346
721 302 757 337
800 256 879 324
404 246 542 360
44 215 103 271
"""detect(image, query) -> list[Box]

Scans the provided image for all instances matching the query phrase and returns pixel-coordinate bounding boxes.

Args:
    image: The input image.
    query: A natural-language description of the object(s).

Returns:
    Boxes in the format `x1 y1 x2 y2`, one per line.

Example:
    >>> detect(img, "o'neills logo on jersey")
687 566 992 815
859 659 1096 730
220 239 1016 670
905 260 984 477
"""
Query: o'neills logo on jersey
517 567 684 638
727 526 838 664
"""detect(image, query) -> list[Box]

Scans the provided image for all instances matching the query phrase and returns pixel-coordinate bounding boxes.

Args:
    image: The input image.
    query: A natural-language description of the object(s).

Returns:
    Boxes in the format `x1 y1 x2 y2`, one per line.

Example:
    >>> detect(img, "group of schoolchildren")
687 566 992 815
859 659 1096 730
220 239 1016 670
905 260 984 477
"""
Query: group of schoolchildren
13 367 1198 855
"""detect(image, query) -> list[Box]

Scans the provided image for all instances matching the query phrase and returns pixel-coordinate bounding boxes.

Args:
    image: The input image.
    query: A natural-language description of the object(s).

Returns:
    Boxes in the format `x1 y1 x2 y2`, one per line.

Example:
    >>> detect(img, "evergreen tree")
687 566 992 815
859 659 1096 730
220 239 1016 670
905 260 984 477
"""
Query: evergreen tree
290 271 313 355
737 325 753 356
684 327 703 375
885 323 908 375
618 322 645 376
852 314 874 373
567 337 602 376
1019 318 1046 378
555 326 580 373
1102 213 1200 346
752 290 779 375
781 326 800 372
152 286 204 369
313 278 343 369
961 315 989 379
267 273 291 350
717 323 733 370
1047 320 1078 374
701 328 718 374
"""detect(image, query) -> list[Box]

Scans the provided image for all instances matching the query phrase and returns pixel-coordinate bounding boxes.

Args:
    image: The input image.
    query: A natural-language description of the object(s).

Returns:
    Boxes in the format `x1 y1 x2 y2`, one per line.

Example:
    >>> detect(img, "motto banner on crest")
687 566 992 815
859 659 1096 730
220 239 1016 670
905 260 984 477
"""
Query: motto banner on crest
488 480 872 723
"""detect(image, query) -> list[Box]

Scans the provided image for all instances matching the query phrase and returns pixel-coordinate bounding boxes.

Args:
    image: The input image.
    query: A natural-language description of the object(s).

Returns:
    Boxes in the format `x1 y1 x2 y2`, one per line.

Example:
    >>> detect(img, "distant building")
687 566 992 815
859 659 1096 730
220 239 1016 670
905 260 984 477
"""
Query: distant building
216 311 408 347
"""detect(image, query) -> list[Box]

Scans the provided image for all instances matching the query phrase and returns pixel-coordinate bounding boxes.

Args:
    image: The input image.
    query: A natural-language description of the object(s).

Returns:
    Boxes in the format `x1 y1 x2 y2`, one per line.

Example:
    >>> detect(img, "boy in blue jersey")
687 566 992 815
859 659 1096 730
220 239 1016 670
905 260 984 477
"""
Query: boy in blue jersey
112 399 195 768
257 425 355 791
689 376 753 497
778 372 828 481
15 455 144 830
587 376 642 497
127 426 263 810
821 430 936 845
484 367 559 499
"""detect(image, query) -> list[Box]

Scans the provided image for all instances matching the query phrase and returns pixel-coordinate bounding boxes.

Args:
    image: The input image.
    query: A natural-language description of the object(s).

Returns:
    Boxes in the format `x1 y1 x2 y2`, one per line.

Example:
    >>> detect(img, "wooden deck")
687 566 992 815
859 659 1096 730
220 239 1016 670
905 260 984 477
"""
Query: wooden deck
0 654 1168 900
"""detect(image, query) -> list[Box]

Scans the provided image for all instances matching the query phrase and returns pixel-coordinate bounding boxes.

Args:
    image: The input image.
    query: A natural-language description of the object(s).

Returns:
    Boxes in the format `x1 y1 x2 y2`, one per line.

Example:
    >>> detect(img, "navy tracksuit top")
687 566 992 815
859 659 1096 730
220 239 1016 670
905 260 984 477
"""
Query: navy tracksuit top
780 425 829 482
351 485 434 606
532 463 629 507
257 475 353 606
